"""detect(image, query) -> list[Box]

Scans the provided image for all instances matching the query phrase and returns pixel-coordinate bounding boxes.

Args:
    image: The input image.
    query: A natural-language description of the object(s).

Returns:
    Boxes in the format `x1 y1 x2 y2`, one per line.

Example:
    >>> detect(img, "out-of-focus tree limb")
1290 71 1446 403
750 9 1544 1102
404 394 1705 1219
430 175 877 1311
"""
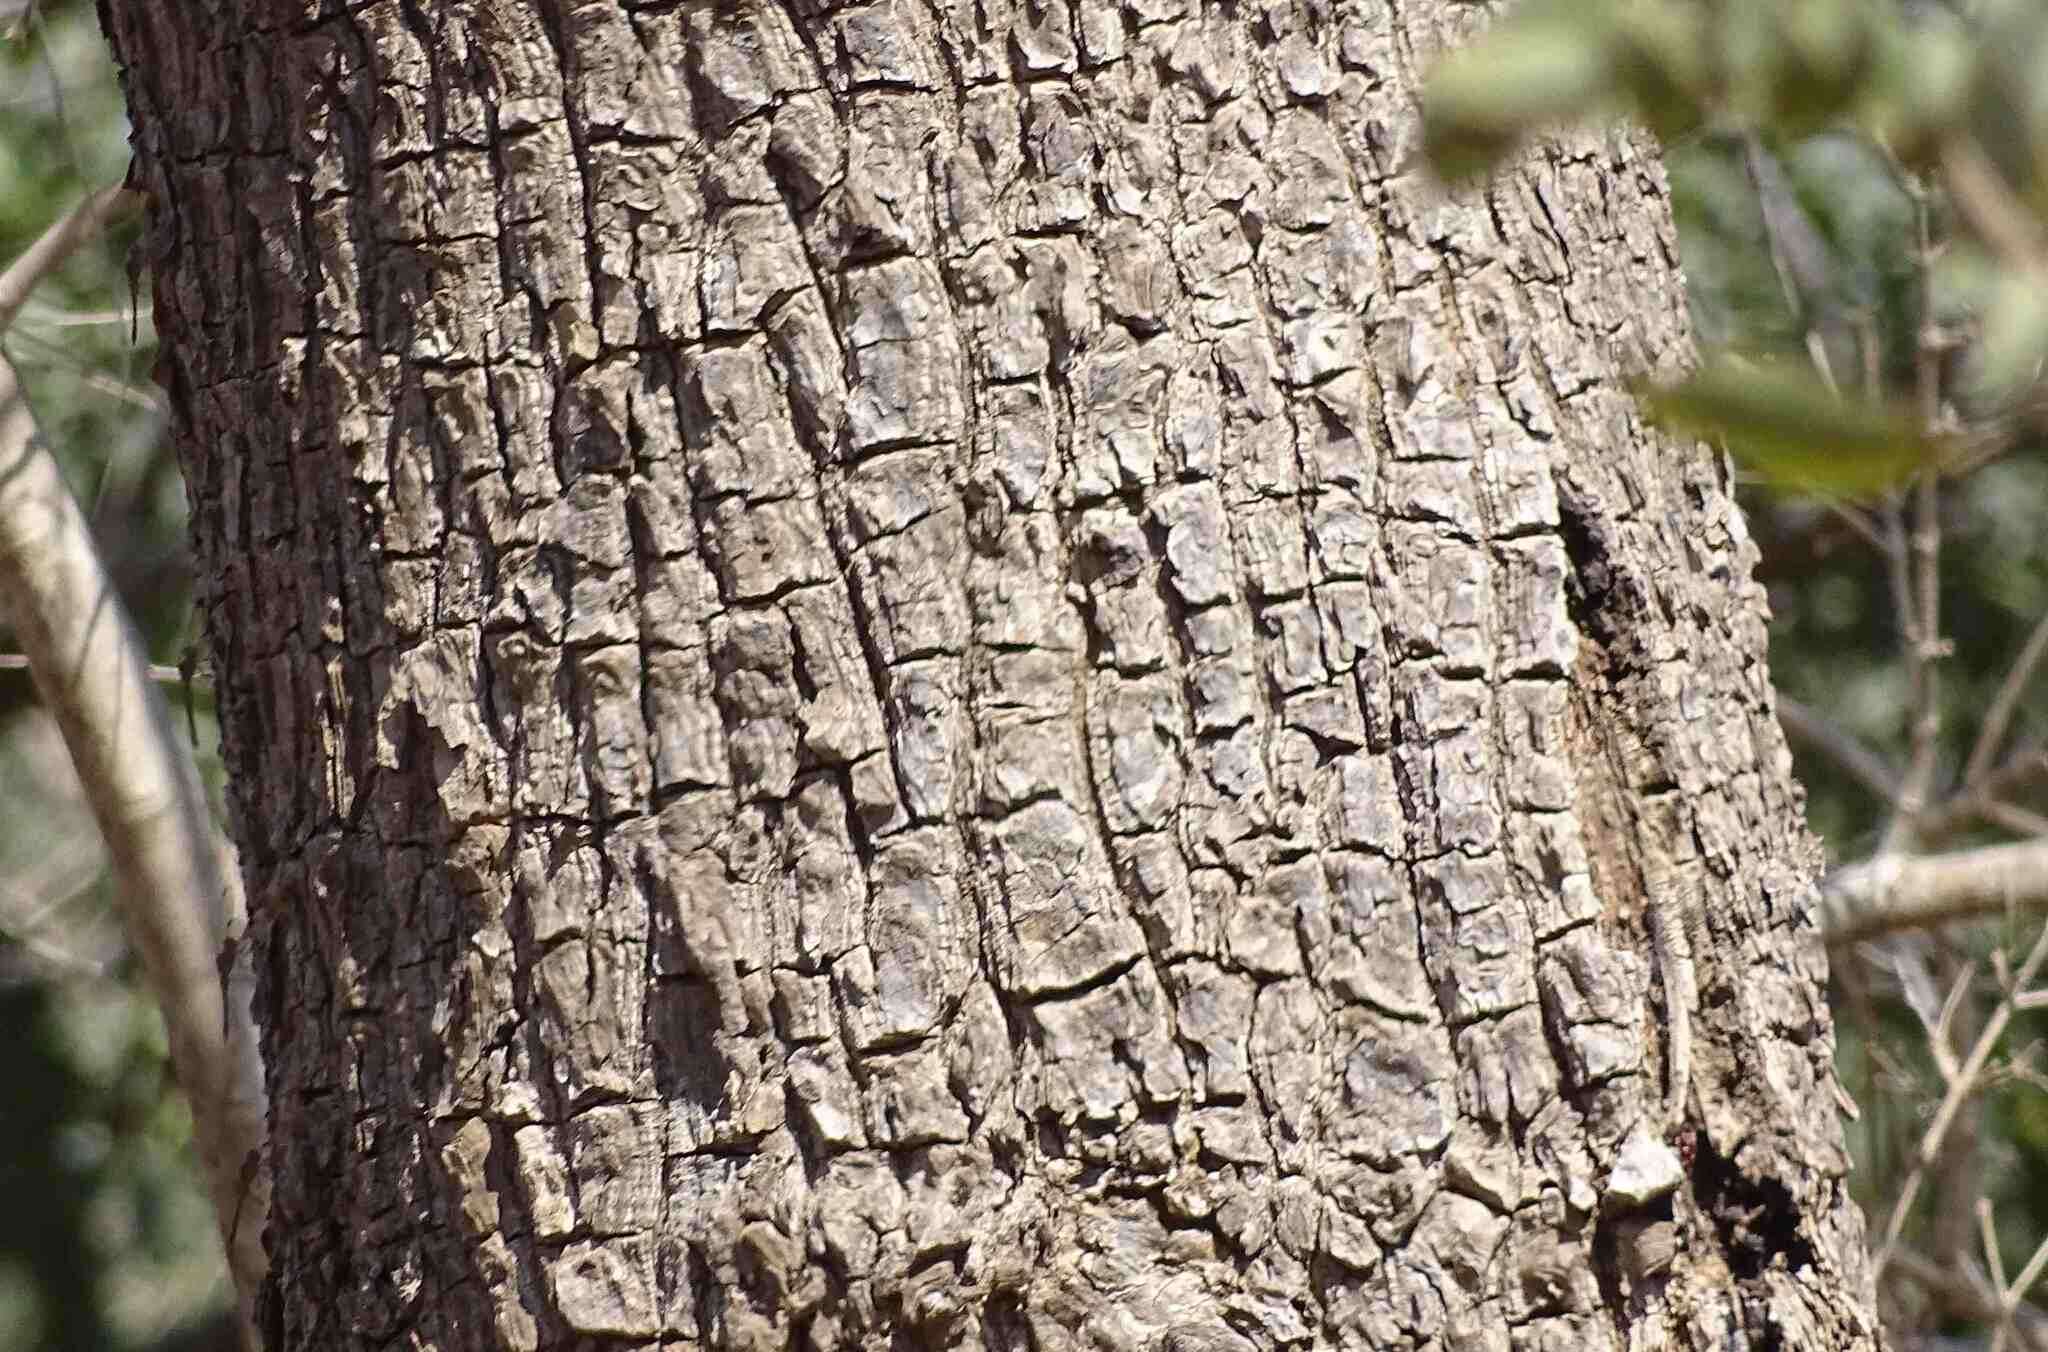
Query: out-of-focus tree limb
1962 606 2048 791
1875 925 2048 1278
1825 839 2048 945
1778 694 1902 807
1916 748 2048 847
1889 1247 2048 1352
0 184 134 329
0 189 264 1351
1942 137 2048 279
0 649 187 682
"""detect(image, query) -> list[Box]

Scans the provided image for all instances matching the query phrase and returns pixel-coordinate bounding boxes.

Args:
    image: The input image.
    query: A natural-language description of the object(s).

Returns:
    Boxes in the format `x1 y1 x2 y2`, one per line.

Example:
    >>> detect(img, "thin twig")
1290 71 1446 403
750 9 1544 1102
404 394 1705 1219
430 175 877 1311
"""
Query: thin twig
2009 1233 2048 1328
0 916 111 977
1943 137 2048 277
1966 608 2048 790
1983 1197 2010 1305
0 651 189 684
5 327 167 412
1875 924 2048 1277
1878 495 1924 851
1930 960 1978 1084
0 185 136 333
1824 497 1891 555
1919 748 2048 846
1777 694 1900 806
0 843 102 937
1904 475 1945 811
1983 801 2048 840
1891 1247 2048 1352
1880 177 1952 855
16 301 140 328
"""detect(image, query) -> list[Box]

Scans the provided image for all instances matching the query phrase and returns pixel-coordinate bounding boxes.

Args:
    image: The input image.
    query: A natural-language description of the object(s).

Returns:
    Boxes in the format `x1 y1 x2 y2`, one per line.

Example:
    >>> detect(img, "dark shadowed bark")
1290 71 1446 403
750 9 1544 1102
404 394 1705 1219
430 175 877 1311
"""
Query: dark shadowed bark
96 0 1879 1347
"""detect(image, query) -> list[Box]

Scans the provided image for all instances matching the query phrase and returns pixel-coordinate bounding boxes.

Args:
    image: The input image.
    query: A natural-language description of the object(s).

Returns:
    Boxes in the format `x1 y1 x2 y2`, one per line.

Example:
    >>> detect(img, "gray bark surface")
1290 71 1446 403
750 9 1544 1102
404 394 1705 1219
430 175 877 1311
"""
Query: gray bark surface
97 0 1879 1347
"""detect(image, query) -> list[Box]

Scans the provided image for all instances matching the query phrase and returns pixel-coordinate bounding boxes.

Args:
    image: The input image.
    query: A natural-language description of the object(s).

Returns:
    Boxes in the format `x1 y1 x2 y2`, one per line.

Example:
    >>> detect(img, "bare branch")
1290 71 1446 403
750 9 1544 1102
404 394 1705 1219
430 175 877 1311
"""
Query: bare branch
0 189 265 1347
1777 694 1900 807
1886 477 1945 852
1919 748 2048 846
1965 608 2048 791
0 650 187 684
1929 958 1977 1084
0 912 113 977
1875 924 2048 1279
2009 1231 2048 1337
1824 497 1890 555
1943 137 2048 278
1825 840 2048 943
1891 1248 2048 1352
1983 801 2048 840
4 326 166 412
1876 496 1924 853
0 185 136 333
17 301 142 329
1983 1198 2010 1303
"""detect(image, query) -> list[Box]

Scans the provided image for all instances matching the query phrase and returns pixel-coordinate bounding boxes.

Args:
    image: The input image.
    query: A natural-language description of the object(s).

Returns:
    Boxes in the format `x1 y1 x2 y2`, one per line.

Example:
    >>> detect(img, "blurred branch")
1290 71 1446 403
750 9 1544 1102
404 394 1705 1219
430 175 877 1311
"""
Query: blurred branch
1743 134 1852 391
1876 180 1956 861
0 188 264 1351
1891 1247 2048 1352
0 184 133 330
1983 801 2048 840
1965 609 2048 790
1878 474 1947 855
0 913 111 977
6 325 166 412
1916 747 2048 846
0 832 109 977
0 841 100 935
1778 694 1901 806
1981 1196 2048 1352
0 0 36 43
1942 137 2048 278
0 650 188 684
17 301 139 328
1824 839 2048 943
1825 498 1888 557
1875 924 2048 1279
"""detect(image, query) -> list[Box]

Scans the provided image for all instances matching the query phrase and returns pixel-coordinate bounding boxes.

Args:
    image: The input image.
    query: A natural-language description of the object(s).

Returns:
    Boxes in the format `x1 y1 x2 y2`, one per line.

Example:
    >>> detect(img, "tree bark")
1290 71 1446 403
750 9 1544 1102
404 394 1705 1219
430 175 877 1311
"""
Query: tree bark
97 0 1880 1347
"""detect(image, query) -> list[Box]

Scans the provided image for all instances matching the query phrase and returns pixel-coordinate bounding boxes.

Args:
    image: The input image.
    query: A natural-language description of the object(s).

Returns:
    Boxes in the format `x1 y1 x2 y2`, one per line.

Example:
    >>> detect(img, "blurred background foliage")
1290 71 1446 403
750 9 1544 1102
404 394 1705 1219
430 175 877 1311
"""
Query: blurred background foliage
3 0 2047 1346
0 2 226 1350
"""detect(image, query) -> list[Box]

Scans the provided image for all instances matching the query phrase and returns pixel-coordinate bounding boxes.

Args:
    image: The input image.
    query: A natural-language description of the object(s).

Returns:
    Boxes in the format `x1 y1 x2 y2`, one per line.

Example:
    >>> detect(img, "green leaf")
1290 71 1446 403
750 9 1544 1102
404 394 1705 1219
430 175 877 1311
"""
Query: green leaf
1969 275 2048 407
1637 358 1938 495
1771 0 1876 136
1859 16 1976 167
1610 0 1712 142
1420 7 1620 181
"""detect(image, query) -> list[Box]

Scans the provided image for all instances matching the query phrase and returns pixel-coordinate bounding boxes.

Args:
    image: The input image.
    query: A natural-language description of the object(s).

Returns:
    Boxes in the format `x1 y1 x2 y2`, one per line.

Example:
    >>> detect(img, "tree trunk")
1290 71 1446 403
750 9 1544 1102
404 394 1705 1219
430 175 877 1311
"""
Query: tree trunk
97 1 1880 1347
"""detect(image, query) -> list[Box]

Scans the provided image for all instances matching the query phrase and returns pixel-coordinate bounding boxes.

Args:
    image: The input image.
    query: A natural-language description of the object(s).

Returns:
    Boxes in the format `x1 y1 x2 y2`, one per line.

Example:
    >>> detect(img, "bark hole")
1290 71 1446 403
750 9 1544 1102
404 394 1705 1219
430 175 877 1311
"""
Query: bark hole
1554 484 1620 643
1693 1132 1818 1279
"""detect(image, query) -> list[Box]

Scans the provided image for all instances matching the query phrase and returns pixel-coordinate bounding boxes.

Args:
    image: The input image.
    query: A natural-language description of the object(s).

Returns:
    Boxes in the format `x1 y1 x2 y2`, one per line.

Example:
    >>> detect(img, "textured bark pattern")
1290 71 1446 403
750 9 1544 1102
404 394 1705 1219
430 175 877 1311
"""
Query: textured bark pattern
99 0 1878 1347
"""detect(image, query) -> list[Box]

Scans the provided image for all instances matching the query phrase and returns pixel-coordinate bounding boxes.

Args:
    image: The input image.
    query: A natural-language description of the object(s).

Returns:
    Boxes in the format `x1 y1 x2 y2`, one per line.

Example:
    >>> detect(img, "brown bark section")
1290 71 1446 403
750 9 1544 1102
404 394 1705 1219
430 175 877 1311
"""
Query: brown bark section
98 0 1878 1347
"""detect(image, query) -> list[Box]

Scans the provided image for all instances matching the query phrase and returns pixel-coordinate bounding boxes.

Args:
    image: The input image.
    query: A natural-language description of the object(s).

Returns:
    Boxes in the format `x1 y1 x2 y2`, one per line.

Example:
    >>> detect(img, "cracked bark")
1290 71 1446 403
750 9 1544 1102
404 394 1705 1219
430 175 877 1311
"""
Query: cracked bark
96 0 1880 1347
